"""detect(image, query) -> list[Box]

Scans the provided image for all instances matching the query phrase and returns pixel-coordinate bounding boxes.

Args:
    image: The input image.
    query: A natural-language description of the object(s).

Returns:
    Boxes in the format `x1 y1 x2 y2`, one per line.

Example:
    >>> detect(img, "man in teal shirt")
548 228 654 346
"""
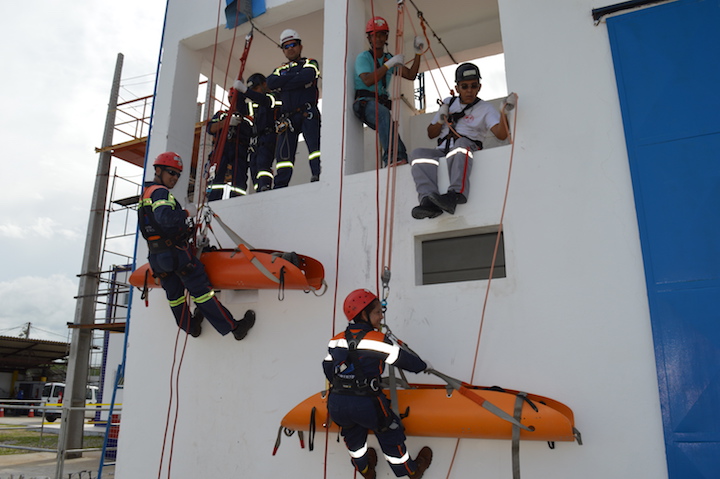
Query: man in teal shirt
353 16 422 166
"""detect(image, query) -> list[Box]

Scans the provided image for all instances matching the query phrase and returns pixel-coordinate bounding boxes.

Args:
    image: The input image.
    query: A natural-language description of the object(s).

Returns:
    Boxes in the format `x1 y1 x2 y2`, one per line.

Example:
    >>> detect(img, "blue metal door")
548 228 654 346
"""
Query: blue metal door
607 1 720 477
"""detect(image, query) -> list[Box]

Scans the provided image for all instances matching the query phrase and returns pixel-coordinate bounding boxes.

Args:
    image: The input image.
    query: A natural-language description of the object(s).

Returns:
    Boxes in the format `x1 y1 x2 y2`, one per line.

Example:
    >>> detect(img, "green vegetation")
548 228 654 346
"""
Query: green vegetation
0 425 105 455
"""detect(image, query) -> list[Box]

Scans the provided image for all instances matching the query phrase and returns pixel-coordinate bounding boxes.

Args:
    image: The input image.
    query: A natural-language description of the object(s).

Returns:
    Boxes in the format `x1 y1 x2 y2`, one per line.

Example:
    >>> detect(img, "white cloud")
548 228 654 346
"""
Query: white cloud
0 0 164 295
0 223 24 239
0 275 78 341
0 217 80 240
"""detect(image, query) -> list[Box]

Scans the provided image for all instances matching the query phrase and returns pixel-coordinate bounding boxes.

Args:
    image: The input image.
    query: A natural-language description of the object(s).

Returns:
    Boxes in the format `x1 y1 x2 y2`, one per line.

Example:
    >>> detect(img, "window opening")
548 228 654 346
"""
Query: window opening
419 229 505 285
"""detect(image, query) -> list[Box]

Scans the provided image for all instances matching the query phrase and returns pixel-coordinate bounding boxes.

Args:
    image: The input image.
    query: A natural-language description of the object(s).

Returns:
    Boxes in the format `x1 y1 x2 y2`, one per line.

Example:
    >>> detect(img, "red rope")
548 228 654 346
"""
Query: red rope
198 31 253 212
370 0 382 295
324 1 353 477
470 101 517 382
157 301 191 479
159 2 246 477
444 99 519 479
165 322 190 478
196 0 233 211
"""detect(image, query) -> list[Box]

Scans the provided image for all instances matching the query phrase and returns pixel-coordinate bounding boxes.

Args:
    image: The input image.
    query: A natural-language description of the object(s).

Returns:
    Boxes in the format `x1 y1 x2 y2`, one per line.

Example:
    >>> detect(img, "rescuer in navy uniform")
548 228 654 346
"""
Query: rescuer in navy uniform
323 289 433 479
138 152 256 340
235 74 279 192
266 29 321 187
206 87 254 200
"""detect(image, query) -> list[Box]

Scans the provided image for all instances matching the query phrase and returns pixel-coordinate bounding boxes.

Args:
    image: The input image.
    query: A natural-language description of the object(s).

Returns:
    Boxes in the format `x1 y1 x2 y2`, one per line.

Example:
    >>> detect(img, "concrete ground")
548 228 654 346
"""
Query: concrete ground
0 416 114 479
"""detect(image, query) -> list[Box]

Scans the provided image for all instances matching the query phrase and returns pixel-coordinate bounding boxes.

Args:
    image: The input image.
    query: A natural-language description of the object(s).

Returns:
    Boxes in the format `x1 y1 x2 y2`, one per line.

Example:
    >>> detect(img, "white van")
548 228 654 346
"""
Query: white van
41 382 99 422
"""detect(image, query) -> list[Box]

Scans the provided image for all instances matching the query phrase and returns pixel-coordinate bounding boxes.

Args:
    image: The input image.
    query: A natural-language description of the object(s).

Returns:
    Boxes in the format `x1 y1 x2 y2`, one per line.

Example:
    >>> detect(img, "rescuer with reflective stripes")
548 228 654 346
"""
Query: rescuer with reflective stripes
410 63 511 219
353 16 422 166
138 152 256 340
207 86 254 200
239 73 279 192
323 289 433 478
267 29 321 187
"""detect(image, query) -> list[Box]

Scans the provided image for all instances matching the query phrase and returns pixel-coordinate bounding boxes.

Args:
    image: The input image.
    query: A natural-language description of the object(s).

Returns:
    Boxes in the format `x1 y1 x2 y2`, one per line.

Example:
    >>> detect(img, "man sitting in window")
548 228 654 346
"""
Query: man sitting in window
410 63 513 219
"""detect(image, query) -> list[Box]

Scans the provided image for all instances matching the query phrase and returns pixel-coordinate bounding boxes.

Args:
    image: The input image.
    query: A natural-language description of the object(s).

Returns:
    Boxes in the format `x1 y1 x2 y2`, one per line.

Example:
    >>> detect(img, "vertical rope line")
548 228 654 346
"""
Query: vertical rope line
325 1 352 477
160 2 231 477
368 0 383 295
443 102 518 479
196 0 230 213
444 439 461 479
166 328 190 478
157 325 181 479
380 0 406 279
470 102 518 383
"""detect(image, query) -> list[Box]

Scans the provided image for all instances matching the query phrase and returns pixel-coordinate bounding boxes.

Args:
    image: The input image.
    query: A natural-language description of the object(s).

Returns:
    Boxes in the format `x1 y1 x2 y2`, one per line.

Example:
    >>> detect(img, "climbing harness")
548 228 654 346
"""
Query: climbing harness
331 330 383 396
437 97 484 154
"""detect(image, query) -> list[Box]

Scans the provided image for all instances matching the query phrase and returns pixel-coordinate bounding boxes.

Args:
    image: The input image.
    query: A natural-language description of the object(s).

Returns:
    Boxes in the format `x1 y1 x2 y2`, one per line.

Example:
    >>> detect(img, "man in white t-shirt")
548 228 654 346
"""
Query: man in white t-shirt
410 63 511 219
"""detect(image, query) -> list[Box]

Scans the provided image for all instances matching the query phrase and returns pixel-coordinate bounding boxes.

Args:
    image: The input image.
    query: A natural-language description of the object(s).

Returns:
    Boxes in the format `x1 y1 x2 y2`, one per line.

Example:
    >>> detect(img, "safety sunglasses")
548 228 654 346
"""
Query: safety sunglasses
164 169 181 178
282 41 299 49
459 82 480 90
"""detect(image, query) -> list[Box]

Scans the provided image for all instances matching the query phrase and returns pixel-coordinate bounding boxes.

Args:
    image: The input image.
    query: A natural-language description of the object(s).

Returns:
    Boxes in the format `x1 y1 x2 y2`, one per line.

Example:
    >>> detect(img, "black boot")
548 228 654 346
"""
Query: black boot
232 310 256 340
189 309 203 338
429 191 461 214
412 197 443 219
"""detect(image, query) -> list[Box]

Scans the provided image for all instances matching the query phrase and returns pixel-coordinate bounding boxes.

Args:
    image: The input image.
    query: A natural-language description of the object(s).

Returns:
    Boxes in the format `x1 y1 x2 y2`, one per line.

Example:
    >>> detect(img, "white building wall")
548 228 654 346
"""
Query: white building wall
117 0 669 478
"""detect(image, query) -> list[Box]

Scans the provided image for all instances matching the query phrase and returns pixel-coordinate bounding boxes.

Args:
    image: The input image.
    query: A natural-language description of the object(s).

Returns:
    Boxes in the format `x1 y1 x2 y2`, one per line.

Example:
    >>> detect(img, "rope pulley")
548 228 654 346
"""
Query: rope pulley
380 267 391 314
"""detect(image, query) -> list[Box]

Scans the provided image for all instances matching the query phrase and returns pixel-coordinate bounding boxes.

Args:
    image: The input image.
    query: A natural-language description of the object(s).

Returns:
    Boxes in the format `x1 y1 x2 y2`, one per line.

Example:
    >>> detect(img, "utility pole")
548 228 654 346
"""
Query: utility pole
56 53 123 474
20 322 31 339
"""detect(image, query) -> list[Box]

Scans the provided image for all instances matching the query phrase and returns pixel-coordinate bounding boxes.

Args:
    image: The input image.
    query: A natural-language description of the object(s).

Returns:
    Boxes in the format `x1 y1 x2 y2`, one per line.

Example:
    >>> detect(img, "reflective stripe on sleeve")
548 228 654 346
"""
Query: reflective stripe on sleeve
327 338 401 364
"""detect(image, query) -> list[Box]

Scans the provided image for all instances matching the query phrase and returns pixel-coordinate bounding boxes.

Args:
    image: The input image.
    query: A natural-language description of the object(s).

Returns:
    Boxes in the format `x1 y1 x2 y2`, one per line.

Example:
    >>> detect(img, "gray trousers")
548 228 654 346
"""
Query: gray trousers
410 137 479 202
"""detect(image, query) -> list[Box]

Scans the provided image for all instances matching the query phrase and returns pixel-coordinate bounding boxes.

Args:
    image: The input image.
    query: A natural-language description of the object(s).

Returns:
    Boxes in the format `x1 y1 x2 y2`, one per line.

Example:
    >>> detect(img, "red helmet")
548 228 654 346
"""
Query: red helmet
343 289 378 321
153 151 183 172
366 16 389 34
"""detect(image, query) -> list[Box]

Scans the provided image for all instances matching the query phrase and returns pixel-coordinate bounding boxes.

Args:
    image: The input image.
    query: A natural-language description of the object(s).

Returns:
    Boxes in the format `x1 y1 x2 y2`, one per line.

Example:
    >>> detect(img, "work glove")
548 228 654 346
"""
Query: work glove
413 36 425 54
423 361 434 373
185 203 198 217
229 114 241 126
384 54 405 70
502 92 518 112
233 80 248 93
436 102 449 124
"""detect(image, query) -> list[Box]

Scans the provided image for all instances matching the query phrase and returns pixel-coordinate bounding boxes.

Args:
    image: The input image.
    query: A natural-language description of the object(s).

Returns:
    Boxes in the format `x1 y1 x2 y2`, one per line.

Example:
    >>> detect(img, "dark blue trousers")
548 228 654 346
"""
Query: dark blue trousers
148 246 237 336
274 108 321 188
328 393 418 477
208 141 250 200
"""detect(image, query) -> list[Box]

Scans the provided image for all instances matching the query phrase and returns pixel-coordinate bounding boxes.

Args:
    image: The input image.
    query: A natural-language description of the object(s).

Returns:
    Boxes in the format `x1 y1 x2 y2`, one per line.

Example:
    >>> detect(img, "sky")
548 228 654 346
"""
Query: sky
0 1 166 341
0 2 507 343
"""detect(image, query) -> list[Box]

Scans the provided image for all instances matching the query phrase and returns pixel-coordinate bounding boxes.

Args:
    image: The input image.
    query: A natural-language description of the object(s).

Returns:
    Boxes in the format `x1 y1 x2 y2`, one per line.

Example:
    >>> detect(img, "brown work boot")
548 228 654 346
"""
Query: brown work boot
409 446 433 478
358 447 377 479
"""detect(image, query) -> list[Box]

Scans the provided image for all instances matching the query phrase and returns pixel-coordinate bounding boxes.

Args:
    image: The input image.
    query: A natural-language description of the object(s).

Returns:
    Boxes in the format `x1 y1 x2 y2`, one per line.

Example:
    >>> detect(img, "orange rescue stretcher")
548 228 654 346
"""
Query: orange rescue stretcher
280 384 581 442
129 244 326 292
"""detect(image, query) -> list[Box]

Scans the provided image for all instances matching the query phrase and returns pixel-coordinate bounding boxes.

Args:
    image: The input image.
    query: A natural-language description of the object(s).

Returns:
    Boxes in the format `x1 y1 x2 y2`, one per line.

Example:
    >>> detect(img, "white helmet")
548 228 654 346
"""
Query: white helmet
280 29 301 45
